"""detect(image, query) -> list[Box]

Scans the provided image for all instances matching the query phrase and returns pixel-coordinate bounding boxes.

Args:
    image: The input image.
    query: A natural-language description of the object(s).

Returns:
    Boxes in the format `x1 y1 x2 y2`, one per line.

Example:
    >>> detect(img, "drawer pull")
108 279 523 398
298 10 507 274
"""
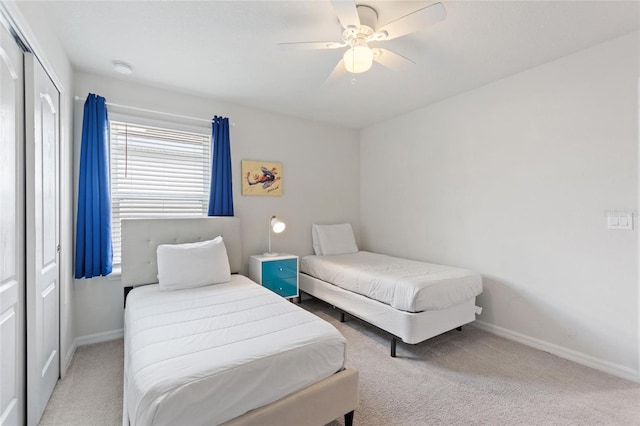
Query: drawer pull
279 267 283 271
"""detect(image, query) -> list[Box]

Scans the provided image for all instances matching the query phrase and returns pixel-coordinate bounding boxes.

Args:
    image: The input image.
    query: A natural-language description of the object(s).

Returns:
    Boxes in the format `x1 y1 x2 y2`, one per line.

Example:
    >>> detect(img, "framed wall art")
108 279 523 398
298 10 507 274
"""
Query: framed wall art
241 160 283 196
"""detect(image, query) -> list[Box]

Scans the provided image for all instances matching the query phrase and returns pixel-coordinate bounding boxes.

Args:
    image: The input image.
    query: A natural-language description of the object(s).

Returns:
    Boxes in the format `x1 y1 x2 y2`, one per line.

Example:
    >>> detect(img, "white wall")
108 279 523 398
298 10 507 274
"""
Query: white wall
11 1 76 374
72 71 360 338
360 33 639 380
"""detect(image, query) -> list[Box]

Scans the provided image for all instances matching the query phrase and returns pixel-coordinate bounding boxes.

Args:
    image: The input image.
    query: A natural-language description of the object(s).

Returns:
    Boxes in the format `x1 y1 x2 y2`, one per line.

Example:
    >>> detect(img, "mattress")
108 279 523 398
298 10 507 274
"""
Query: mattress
124 275 347 425
300 251 482 312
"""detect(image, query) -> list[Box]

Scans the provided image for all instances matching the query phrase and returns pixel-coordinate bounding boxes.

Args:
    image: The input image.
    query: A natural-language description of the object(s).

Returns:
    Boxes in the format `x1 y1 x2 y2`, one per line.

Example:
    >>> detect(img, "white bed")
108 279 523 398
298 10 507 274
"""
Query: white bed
121 217 358 426
300 224 483 357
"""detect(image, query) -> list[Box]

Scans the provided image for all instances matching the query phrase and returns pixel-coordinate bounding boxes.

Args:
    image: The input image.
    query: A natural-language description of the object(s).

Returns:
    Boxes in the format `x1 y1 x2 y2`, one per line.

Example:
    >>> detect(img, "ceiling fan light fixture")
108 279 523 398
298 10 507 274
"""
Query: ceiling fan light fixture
343 45 373 74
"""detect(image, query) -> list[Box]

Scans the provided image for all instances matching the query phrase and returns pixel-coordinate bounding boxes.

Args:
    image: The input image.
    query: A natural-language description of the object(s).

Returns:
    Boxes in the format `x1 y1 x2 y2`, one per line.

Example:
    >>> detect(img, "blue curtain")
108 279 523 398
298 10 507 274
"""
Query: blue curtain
208 116 234 216
75 94 112 279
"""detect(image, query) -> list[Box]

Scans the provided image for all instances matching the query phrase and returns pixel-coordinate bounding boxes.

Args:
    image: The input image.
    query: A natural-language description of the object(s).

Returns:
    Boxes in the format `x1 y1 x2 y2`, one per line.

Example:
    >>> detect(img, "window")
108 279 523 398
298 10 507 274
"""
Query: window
110 119 211 265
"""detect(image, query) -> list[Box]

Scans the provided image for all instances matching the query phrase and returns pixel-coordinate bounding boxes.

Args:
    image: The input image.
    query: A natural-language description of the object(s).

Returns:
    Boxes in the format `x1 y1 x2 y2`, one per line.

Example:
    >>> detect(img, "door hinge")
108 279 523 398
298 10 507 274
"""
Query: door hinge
56 244 61 253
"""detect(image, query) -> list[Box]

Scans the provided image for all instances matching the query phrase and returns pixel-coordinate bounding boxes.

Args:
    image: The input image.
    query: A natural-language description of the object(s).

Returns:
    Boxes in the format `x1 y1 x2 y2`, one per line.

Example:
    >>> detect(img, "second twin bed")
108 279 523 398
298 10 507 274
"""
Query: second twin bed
300 223 483 356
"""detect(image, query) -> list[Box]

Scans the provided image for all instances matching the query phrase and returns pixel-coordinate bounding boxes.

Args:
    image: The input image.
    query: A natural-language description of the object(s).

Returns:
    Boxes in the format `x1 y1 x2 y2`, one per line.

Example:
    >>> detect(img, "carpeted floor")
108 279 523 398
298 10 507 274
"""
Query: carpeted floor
39 337 123 425
40 299 640 425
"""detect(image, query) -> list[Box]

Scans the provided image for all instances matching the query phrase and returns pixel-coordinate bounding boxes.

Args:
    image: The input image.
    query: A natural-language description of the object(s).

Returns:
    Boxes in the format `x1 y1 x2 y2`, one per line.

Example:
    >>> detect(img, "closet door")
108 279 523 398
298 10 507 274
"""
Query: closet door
25 53 60 426
0 23 25 426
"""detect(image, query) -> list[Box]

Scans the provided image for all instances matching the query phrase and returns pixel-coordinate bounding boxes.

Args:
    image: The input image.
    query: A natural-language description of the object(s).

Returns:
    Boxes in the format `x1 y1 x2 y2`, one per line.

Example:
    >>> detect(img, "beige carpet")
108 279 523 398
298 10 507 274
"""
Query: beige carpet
41 299 640 425
39 338 123 425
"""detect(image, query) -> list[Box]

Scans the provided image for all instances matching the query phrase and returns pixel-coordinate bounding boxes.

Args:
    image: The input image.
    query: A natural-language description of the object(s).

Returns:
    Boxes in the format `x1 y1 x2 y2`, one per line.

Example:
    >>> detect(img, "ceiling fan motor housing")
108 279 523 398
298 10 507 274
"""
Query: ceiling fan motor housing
357 5 378 30
343 5 378 44
343 5 389 46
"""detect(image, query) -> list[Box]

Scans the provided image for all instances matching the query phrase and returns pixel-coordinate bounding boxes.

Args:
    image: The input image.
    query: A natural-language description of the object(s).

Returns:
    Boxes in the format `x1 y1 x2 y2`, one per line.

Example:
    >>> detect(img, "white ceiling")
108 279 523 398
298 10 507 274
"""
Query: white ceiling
29 1 639 129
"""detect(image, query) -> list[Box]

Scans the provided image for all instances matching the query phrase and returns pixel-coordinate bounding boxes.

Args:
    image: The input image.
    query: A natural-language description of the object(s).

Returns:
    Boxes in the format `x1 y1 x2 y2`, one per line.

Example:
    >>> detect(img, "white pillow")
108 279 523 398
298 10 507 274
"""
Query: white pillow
156 236 231 291
312 224 323 255
312 223 359 256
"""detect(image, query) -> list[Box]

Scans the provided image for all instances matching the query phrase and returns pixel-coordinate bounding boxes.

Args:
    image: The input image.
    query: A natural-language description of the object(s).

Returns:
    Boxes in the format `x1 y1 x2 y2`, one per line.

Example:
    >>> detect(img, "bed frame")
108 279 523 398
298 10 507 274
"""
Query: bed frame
300 271 482 357
121 217 358 426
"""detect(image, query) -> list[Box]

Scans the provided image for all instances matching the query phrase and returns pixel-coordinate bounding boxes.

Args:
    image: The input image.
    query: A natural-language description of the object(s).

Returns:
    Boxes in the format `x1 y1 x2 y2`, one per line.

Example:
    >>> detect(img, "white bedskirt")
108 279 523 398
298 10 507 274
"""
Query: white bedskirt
124 275 346 425
300 272 480 344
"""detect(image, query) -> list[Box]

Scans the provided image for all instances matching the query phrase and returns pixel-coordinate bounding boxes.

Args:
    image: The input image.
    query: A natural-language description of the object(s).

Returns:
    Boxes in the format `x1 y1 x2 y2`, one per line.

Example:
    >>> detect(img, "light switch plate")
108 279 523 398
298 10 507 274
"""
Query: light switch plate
607 211 633 230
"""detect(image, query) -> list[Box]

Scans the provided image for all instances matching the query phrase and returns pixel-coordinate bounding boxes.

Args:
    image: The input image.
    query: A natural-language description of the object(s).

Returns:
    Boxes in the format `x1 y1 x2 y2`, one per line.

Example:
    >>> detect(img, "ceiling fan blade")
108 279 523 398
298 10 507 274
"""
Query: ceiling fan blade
376 2 446 41
372 48 416 71
326 59 347 83
277 41 346 51
331 0 360 29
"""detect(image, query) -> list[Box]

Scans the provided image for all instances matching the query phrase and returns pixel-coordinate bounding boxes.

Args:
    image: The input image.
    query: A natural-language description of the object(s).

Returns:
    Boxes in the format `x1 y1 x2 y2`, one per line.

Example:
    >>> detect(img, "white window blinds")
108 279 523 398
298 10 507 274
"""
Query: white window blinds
110 120 211 265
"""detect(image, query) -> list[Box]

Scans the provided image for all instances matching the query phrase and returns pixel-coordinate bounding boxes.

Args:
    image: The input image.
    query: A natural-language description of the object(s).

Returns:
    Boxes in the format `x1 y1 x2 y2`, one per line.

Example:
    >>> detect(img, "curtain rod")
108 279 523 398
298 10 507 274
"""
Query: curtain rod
73 96 235 126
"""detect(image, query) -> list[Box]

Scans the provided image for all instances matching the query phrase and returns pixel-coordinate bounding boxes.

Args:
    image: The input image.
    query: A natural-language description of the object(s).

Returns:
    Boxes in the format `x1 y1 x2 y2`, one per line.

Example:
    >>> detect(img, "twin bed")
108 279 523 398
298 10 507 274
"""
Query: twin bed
299 224 483 357
121 217 358 426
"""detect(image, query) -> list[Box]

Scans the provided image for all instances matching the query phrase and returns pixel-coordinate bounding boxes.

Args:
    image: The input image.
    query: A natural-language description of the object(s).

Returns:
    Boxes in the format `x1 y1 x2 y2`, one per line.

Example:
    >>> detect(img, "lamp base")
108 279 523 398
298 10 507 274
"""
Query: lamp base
263 252 279 257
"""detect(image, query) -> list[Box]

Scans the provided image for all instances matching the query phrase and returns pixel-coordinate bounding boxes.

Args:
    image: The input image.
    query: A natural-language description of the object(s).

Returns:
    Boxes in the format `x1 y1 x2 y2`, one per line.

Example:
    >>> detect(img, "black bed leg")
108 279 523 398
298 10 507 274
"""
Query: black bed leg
456 326 462 331
344 410 354 426
340 312 346 323
391 337 397 358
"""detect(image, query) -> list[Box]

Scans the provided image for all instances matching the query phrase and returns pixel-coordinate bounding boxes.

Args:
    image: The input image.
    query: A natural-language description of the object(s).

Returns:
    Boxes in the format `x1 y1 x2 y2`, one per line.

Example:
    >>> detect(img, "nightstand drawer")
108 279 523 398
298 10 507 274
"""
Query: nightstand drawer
263 277 297 298
262 258 297 280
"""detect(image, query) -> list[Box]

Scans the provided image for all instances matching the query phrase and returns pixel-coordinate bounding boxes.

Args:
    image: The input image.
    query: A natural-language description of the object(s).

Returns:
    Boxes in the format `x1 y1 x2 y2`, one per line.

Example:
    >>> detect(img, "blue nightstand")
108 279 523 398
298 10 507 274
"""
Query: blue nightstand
249 254 298 299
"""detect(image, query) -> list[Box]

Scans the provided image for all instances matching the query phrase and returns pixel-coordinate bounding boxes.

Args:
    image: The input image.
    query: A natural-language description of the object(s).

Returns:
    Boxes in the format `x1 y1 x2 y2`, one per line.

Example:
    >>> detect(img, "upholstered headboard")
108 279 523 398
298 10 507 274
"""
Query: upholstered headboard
121 217 242 287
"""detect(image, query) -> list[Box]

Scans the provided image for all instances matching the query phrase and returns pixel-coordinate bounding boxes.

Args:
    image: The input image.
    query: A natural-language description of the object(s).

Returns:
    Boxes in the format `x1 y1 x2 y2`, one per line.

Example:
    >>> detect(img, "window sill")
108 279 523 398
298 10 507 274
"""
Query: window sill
107 265 122 281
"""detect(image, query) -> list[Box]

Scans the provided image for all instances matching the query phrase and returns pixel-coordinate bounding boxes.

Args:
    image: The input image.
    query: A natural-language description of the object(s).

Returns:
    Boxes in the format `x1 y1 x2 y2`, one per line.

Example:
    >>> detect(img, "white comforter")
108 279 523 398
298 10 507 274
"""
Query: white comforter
301 251 482 312
124 275 346 425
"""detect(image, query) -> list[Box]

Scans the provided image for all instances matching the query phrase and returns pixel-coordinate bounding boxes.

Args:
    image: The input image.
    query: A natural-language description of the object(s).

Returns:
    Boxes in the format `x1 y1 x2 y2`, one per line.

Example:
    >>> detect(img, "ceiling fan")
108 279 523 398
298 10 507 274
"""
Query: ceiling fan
278 0 446 80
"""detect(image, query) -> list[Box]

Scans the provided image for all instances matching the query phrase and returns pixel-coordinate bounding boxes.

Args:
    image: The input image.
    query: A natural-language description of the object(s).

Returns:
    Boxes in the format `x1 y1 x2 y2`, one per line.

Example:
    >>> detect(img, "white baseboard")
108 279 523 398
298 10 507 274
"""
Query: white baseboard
68 324 638 383
75 328 124 347
61 329 123 376
472 320 640 383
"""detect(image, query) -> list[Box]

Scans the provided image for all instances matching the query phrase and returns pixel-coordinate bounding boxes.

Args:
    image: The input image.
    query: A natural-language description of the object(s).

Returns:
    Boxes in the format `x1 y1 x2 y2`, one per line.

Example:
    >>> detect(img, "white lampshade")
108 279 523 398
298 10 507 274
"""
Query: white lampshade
265 216 286 256
270 217 286 233
343 45 373 74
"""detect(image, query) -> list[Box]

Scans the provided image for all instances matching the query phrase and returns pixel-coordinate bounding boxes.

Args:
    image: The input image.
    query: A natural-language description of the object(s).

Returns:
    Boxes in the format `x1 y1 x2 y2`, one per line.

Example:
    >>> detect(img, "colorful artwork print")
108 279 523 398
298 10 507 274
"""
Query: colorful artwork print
241 160 283 196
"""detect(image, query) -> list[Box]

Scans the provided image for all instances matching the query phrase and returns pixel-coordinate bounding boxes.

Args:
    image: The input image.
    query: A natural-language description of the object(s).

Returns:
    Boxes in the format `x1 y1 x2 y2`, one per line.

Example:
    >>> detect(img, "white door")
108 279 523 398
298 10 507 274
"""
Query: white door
0 23 25 426
25 53 60 426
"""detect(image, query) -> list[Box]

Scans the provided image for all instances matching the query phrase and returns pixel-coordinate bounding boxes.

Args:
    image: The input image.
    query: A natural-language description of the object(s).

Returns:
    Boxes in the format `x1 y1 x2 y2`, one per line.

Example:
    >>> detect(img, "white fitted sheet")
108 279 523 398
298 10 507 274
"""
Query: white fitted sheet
301 251 482 312
124 275 346 425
